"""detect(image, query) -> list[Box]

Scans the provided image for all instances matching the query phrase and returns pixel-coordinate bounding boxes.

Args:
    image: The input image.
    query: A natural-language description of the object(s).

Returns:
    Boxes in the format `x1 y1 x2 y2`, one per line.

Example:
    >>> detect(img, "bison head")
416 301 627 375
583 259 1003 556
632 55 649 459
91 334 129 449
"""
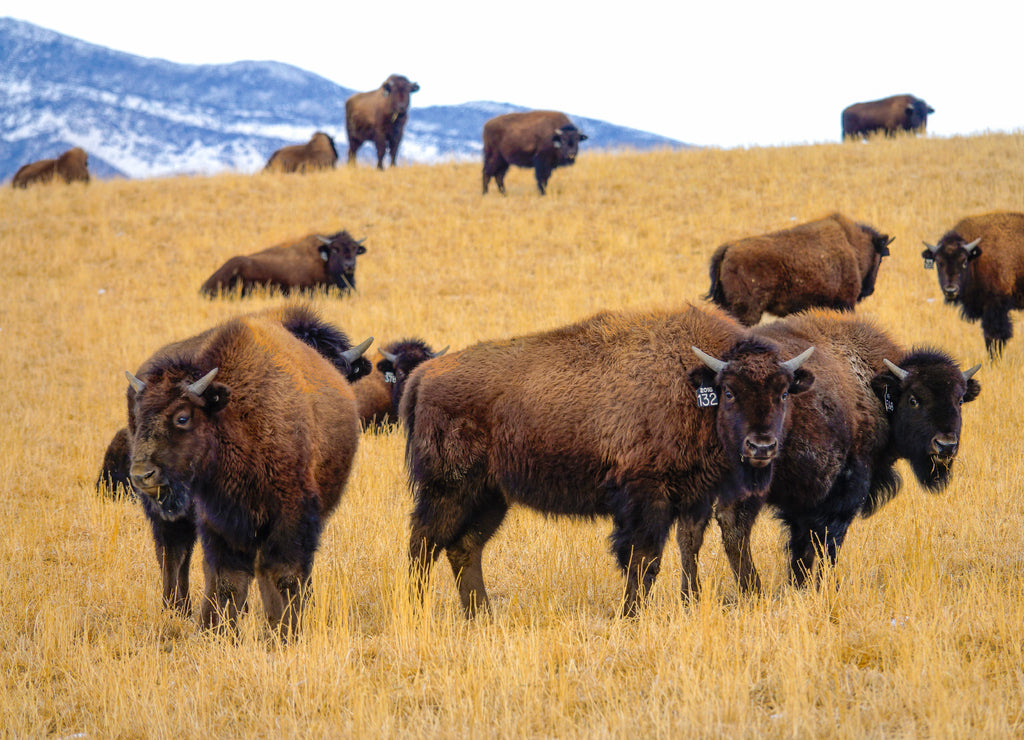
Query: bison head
858 228 895 300
553 125 587 166
690 340 815 498
318 231 367 291
871 352 980 491
378 339 448 412
921 235 982 302
903 97 935 132
382 74 420 119
125 366 229 521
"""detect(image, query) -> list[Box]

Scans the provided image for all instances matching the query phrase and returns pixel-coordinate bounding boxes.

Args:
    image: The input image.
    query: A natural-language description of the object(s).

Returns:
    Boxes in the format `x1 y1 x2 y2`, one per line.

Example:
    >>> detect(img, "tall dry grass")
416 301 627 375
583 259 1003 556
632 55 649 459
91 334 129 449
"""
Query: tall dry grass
1 132 1023 738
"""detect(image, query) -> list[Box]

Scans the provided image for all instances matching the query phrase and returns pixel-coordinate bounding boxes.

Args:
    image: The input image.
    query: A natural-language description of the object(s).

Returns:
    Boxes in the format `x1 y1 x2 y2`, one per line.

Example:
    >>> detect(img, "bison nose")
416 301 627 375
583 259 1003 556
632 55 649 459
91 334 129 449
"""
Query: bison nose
130 462 161 493
943 287 959 299
742 435 778 466
931 434 959 458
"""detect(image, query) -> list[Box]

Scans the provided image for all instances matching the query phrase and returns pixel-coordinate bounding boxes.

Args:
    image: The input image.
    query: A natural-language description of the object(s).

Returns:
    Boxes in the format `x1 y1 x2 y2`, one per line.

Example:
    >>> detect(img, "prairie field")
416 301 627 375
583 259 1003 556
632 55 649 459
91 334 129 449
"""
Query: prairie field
2 132 1024 738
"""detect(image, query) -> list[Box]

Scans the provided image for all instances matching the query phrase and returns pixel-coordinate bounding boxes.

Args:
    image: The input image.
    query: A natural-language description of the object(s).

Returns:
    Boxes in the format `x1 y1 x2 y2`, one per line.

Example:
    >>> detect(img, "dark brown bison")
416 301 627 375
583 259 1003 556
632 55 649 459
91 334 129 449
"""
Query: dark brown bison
263 132 339 173
345 74 420 169
707 213 893 326
482 110 588 195
200 230 367 297
401 305 815 617
124 304 371 635
713 310 980 588
922 212 1024 357
96 427 134 499
11 147 90 188
841 94 934 140
353 339 448 430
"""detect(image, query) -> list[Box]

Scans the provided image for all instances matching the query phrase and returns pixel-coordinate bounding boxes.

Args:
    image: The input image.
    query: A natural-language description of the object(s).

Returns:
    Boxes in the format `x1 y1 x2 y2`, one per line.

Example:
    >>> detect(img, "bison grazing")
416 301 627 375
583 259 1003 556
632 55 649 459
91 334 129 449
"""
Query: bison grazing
353 339 448 430
11 147 90 188
345 74 420 170
124 304 371 635
200 230 367 298
263 132 339 173
401 305 815 617
922 212 1024 358
714 310 980 587
482 110 588 195
707 213 893 326
841 94 934 140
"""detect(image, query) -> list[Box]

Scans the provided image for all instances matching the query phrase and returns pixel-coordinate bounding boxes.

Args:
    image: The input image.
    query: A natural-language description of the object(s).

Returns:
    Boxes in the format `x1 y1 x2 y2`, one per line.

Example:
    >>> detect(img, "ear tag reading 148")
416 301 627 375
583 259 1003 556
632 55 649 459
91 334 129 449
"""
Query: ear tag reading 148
384 371 397 384
923 258 934 269
696 386 719 408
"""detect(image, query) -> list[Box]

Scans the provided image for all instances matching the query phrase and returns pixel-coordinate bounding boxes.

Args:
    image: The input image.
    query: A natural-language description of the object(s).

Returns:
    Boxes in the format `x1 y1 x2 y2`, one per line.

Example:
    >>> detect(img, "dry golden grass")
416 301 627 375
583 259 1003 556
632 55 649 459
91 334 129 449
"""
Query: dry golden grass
2 132 1024 738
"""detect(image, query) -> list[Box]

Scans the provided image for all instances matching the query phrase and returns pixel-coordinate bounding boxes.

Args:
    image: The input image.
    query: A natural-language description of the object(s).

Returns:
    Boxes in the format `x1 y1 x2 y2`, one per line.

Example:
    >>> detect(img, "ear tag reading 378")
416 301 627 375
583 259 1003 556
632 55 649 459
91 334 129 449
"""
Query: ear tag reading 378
384 371 397 384
696 386 719 408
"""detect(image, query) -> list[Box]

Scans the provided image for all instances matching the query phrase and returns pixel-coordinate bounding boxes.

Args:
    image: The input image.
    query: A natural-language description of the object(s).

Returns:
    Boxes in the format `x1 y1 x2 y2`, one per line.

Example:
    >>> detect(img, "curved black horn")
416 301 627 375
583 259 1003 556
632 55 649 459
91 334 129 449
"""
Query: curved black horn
125 370 146 393
883 359 909 381
692 346 727 373
187 368 219 396
962 363 981 381
781 347 814 372
342 337 373 364
429 345 449 358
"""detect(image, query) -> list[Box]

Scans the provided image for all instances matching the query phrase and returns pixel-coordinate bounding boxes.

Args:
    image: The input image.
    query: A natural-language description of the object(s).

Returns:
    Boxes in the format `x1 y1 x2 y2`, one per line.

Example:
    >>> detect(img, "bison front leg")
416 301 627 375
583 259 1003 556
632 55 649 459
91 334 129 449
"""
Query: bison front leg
611 489 675 617
714 496 764 595
147 510 196 617
200 549 254 633
981 301 1013 358
675 500 713 603
256 563 310 639
373 135 388 171
533 160 554 195
444 495 508 618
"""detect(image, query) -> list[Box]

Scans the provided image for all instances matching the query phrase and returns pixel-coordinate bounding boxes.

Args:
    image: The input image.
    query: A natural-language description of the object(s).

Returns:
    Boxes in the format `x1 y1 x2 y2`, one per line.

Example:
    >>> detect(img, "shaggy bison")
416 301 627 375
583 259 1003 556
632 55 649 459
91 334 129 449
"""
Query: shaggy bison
922 212 1024 357
714 310 980 587
200 230 367 297
11 147 90 188
842 94 934 140
353 339 448 430
124 304 370 635
401 305 815 617
482 110 588 195
263 132 339 173
707 213 893 326
345 74 420 169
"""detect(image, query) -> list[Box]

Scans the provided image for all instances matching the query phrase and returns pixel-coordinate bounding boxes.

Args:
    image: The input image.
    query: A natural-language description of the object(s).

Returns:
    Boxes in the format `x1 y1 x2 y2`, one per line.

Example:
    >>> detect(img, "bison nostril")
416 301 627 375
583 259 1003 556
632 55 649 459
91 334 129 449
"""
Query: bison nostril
932 435 959 456
744 437 778 458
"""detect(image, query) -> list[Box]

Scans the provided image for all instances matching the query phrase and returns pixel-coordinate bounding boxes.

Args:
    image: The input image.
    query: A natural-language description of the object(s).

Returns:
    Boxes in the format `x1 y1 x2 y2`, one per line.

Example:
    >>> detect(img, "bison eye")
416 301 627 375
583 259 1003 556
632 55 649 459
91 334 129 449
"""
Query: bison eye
174 411 192 428
908 395 920 408
781 391 789 402
723 388 735 402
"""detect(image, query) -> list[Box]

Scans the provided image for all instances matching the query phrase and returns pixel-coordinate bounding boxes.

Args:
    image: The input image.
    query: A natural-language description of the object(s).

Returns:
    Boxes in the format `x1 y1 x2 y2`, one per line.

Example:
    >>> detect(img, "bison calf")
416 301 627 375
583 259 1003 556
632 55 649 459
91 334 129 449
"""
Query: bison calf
345 74 419 169
922 212 1024 358
707 212 893 326
11 147 90 188
402 305 815 618
354 338 448 430
482 110 588 195
201 230 367 297
124 304 370 636
264 132 339 173
841 94 934 140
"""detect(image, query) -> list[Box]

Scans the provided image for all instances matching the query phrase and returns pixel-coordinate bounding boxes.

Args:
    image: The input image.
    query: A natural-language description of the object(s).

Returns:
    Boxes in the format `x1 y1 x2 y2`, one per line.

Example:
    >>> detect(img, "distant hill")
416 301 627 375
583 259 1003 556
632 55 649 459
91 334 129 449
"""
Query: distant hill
0 17 690 181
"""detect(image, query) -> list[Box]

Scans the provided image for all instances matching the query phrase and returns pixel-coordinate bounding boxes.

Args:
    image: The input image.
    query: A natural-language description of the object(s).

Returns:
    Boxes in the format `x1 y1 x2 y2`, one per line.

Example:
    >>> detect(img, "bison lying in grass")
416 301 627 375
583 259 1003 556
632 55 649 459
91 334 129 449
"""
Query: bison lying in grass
12 147 90 188
263 131 339 173
707 212 893 325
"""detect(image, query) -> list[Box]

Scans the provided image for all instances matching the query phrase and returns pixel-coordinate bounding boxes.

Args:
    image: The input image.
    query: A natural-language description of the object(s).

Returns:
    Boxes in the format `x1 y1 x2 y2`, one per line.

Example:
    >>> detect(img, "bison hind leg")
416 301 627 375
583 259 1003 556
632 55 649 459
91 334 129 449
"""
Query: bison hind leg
444 491 508 618
981 302 1013 357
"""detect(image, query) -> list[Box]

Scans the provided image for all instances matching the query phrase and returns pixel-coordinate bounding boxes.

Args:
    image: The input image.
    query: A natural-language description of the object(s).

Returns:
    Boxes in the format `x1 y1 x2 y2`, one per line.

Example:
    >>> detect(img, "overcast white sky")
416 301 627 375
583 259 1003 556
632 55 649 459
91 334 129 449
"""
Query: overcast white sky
6 1 1022 148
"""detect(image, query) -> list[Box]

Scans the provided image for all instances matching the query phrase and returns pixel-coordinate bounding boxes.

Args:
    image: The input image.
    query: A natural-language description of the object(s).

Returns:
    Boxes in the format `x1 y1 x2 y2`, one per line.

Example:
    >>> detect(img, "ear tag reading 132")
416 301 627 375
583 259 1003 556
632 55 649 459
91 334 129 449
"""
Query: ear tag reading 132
384 372 397 384
696 386 719 408
923 258 935 269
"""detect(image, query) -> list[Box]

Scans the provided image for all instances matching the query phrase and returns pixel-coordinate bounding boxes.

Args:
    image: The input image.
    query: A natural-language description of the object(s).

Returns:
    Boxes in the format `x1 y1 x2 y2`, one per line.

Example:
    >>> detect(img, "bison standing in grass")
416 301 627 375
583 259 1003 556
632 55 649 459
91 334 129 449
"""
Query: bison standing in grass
263 132 339 173
841 94 934 140
713 310 980 587
401 305 815 617
12 147 90 188
482 110 588 195
345 74 419 169
707 213 893 325
124 304 371 636
353 339 448 430
922 212 1024 357
200 230 367 297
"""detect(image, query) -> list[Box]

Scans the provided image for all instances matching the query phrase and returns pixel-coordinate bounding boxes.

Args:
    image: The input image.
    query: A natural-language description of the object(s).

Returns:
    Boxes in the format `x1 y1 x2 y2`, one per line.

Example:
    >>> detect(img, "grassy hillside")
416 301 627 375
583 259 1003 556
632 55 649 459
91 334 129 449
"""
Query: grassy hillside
2 132 1023 737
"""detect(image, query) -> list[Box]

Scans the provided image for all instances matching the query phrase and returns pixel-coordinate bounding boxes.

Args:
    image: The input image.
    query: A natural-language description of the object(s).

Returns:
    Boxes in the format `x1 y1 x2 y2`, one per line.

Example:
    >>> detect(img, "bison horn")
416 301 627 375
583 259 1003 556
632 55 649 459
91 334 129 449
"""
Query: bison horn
342 337 373 364
883 359 910 381
429 345 449 358
187 368 219 396
380 349 399 364
964 237 982 254
125 370 147 393
691 346 727 373
316 235 333 245
962 363 981 381
922 241 941 254
781 346 814 373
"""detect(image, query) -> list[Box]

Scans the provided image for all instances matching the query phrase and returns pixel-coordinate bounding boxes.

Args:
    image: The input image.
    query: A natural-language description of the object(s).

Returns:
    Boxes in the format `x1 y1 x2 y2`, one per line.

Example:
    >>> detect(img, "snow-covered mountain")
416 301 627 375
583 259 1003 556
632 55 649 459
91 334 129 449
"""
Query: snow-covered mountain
0 17 689 181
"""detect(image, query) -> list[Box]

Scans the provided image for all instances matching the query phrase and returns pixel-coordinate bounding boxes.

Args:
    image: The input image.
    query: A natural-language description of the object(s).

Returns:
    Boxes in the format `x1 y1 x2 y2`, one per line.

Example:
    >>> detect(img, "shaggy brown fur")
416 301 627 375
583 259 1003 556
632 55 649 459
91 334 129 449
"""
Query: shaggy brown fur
345 74 420 169
707 212 893 325
125 304 361 636
200 230 366 297
263 132 339 173
401 304 816 617
11 147 90 188
841 94 934 140
922 212 1024 357
482 111 588 195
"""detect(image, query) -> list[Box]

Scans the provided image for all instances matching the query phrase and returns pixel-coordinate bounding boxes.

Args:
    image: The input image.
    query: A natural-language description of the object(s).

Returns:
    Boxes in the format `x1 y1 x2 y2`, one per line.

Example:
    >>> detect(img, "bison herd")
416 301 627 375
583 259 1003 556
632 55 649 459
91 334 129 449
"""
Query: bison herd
24 77 1010 632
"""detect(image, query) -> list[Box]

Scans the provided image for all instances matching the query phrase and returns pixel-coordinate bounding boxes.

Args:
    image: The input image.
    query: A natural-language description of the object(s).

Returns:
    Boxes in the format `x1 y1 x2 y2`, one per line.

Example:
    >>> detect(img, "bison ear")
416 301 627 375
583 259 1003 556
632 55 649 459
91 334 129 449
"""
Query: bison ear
920 247 936 267
319 245 330 262
356 244 367 256
411 82 420 93
382 83 391 96
688 365 718 391
964 377 981 404
790 368 815 395
870 371 901 412
203 382 231 413
579 133 588 142
876 235 894 256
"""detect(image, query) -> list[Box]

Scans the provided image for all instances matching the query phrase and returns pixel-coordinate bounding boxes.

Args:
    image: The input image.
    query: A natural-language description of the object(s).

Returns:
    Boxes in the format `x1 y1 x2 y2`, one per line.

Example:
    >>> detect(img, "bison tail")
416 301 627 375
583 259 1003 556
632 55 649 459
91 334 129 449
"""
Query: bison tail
706 245 728 306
